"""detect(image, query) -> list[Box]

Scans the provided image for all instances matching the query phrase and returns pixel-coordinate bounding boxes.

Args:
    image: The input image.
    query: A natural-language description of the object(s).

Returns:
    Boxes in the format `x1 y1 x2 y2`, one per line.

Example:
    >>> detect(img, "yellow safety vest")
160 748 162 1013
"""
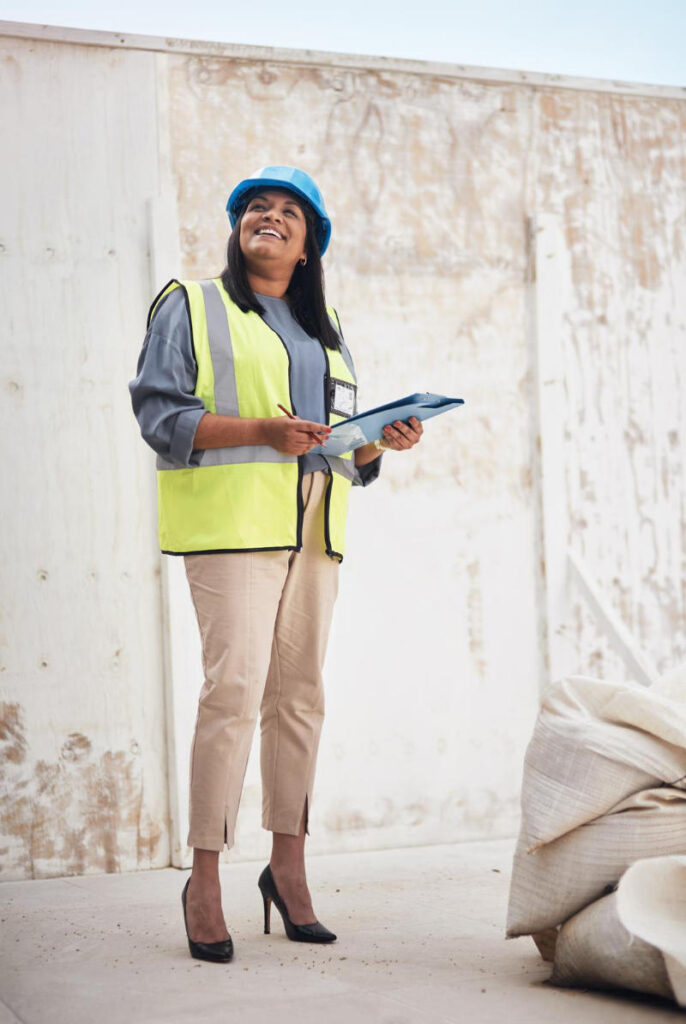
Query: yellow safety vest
148 278 357 561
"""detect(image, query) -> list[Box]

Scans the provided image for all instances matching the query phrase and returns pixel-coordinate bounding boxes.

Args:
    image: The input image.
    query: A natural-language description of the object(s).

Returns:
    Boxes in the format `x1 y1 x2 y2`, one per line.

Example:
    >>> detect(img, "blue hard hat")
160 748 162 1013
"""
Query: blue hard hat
226 165 332 256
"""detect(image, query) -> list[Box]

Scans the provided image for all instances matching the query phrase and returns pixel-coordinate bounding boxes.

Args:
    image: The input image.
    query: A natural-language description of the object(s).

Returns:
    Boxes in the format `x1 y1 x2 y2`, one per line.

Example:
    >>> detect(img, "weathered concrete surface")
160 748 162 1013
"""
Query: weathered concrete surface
532 89 686 683
0 37 170 879
0 840 679 1024
165 48 686 863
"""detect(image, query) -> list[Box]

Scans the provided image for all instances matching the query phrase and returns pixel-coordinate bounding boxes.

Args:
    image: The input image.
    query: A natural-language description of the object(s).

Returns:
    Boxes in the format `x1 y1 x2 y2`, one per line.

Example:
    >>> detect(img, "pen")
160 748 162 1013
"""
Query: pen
276 403 326 445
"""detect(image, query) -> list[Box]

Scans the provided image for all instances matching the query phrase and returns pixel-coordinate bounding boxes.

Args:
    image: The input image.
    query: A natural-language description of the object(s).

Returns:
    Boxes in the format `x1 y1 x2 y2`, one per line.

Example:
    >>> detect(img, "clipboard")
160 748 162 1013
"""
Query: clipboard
310 392 464 457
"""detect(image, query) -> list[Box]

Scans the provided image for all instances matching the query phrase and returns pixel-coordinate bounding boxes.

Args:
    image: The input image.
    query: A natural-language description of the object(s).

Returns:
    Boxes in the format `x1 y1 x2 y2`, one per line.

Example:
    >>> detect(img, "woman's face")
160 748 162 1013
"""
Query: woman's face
239 189 308 273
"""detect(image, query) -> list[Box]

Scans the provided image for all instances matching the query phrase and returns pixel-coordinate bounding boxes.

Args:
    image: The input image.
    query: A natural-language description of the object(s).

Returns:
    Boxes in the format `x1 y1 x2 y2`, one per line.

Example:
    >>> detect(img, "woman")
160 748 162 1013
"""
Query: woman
129 165 423 962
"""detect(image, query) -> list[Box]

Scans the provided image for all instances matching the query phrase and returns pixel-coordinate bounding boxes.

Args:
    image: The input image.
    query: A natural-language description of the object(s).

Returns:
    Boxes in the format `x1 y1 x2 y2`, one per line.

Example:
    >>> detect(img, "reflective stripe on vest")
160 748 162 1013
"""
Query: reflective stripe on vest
150 278 356 560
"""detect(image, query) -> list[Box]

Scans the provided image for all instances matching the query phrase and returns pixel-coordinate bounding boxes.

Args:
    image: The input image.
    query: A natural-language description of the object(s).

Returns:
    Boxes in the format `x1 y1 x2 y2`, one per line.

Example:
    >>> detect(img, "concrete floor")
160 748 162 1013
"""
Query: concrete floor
0 839 681 1024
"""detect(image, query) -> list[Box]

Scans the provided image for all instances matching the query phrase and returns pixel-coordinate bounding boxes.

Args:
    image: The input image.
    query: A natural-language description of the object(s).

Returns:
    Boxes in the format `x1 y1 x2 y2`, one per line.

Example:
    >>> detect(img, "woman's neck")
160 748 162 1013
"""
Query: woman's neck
246 269 290 299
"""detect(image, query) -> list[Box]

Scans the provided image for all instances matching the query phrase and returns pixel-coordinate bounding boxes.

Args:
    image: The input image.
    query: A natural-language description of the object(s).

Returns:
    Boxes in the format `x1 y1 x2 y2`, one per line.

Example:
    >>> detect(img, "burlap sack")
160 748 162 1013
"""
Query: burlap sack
518 676 686 853
507 787 686 936
617 855 686 1005
551 890 674 1000
551 856 686 1006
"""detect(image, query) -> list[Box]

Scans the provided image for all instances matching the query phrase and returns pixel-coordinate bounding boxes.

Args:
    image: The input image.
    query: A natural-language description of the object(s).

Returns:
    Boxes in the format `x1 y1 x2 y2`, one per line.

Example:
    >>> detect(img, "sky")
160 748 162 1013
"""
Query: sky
0 0 684 88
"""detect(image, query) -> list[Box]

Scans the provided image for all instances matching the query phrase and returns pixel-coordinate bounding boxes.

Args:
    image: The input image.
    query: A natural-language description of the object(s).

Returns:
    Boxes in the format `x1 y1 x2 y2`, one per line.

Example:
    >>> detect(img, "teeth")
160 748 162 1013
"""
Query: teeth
257 228 282 238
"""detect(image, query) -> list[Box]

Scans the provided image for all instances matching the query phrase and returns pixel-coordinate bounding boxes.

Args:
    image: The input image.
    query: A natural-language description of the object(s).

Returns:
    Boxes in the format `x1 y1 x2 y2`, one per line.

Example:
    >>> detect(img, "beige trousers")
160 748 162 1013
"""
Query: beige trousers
183 470 340 852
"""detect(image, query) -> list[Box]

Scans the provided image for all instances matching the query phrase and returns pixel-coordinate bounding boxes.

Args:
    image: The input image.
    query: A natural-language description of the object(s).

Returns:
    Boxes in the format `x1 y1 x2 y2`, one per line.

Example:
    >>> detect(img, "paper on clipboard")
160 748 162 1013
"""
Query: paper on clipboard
310 392 464 457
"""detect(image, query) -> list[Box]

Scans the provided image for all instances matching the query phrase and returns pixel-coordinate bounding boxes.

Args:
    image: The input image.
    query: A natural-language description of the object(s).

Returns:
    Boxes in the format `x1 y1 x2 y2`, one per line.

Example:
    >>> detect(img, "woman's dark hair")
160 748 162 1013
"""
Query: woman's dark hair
220 191 341 351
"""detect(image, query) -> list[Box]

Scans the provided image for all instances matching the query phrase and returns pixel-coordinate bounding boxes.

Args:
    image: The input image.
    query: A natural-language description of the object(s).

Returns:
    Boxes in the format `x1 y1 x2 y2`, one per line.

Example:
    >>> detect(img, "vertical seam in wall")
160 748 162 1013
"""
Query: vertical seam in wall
524 85 552 699
151 48 183 867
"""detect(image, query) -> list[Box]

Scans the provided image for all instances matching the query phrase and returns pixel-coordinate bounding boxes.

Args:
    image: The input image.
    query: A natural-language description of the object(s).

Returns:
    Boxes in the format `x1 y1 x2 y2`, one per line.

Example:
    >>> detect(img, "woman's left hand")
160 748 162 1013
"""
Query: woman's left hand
380 416 423 451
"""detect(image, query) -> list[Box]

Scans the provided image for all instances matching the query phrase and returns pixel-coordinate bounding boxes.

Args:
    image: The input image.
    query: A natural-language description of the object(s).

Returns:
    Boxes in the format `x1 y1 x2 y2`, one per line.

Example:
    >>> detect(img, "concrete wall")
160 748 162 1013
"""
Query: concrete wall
0 35 170 878
1 22 684 878
532 91 686 683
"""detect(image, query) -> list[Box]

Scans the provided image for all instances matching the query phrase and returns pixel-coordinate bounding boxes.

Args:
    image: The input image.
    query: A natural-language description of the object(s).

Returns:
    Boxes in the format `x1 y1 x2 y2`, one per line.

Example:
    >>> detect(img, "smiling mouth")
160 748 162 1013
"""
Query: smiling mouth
255 227 285 240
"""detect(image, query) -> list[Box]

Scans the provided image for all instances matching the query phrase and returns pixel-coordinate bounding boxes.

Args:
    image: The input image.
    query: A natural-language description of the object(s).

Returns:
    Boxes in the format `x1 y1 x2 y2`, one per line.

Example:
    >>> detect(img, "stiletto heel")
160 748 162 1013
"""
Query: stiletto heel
181 876 234 962
262 891 272 934
257 864 337 943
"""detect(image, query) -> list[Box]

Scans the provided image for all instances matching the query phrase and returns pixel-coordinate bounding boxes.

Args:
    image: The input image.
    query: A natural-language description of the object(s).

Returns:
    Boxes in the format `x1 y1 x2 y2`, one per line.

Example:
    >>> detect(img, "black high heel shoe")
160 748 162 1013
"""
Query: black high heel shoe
181 876 234 962
257 864 337 943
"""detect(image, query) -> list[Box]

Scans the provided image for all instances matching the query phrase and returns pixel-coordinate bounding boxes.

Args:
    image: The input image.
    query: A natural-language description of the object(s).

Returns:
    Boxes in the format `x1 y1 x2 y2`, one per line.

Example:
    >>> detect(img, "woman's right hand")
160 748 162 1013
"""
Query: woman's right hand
260 416 331 455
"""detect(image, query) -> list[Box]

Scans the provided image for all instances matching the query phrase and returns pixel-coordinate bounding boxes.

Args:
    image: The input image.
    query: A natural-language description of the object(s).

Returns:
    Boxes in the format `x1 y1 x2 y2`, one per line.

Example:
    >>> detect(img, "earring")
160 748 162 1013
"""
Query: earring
299 256 307 266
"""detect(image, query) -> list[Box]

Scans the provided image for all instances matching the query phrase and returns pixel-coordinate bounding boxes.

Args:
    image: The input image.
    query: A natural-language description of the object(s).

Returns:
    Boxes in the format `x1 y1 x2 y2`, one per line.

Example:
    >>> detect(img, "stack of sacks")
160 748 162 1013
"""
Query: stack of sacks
506 674 686 1005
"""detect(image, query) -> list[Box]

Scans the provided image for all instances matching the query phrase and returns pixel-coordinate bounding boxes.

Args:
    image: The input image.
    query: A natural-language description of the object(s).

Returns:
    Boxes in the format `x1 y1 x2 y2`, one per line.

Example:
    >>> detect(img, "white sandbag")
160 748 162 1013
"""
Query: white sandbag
617 855 686 1005
551 889 674 1001
519 676 686 852
507 787 686 936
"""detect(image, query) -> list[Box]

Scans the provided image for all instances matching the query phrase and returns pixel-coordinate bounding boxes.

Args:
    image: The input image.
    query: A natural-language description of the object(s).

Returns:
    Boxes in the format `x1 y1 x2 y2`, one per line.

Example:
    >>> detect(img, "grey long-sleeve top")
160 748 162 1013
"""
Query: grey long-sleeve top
129 287 382 486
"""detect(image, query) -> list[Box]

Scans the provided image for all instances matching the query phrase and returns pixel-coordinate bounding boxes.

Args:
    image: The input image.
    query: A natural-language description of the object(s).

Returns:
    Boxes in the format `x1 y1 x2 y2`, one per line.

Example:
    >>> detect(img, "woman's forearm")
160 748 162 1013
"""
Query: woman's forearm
354 442 383 467
193 412 267 450
195 415 384 462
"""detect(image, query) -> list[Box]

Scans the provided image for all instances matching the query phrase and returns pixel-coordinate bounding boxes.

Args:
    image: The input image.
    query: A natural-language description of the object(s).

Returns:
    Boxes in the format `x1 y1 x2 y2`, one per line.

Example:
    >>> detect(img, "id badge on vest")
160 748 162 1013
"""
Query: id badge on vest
328 377 357 418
